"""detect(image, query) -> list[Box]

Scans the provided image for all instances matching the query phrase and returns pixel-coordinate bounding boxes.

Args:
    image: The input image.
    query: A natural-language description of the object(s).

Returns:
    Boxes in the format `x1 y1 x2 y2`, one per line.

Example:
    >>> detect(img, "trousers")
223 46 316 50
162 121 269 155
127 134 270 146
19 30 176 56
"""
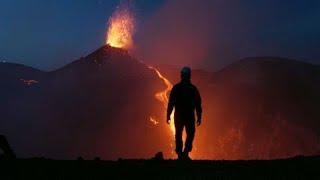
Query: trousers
174 119 195 154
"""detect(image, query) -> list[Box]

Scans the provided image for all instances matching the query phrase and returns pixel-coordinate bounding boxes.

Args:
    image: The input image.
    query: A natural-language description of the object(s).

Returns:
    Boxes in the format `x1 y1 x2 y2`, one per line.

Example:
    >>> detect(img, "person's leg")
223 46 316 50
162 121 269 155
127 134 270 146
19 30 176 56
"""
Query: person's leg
184 120 195 155
174 120 184 159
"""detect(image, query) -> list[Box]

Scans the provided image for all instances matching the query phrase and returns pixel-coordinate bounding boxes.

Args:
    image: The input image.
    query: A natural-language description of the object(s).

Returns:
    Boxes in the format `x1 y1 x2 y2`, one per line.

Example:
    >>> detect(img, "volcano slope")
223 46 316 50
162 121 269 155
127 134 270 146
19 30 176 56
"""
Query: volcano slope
158 57 320 159
0 45 172 160
1 48 320 161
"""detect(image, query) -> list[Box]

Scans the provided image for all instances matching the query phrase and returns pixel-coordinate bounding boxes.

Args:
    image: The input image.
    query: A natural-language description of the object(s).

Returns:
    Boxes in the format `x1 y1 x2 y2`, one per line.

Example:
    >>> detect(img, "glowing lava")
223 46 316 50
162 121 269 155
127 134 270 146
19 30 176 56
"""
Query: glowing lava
106 4 135 49
106 4 175 137
147 66 175 135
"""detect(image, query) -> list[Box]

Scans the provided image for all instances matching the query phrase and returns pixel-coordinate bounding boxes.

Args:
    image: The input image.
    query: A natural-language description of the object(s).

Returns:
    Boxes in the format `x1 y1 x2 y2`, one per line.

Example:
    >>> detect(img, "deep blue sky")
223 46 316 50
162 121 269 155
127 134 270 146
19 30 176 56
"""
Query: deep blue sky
0 0 165 70
0 0 319 71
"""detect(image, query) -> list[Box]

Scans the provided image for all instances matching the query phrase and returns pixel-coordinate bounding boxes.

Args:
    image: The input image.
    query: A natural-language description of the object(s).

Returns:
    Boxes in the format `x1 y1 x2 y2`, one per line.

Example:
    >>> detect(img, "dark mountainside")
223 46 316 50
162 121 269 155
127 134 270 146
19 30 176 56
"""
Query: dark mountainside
158 57 320 159
1 46 320 160
0 45 170 159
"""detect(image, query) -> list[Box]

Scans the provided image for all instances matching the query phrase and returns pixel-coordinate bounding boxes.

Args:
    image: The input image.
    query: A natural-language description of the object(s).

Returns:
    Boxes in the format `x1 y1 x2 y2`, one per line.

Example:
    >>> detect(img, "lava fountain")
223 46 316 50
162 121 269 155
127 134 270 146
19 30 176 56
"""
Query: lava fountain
106 4 135 49
106 4 176 139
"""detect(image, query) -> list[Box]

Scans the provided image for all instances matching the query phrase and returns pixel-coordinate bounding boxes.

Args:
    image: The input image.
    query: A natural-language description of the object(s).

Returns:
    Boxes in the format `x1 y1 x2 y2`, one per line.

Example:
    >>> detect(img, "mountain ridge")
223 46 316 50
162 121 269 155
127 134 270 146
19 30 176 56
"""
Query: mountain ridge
1 50 320 159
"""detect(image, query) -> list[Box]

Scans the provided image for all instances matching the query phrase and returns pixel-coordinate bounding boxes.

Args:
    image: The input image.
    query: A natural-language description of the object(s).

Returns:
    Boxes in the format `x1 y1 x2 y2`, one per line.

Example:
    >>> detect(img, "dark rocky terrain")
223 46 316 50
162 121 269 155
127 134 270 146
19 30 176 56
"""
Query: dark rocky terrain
0 45 170 159
1 45 320 160
158 57 320 159
0 156 319 179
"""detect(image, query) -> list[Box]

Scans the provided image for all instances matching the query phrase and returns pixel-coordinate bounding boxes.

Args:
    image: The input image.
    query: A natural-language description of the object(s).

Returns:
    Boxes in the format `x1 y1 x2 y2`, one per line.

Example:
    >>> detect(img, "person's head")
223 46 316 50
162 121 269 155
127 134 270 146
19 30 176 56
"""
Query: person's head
180 66 191 81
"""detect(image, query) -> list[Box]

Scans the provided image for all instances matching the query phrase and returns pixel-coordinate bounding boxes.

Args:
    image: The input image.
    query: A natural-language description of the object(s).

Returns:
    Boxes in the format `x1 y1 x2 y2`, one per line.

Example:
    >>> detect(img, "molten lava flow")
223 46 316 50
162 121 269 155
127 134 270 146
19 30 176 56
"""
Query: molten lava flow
148 66 175 135
149 117 159 125
106 3 176 141
20 78 39 86
106 4 135 49
105 4 185 156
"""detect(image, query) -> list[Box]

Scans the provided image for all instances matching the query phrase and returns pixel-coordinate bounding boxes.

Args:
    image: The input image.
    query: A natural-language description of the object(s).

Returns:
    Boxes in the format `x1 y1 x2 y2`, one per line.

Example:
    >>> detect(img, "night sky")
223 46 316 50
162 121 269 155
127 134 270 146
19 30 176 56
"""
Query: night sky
0 0 319 71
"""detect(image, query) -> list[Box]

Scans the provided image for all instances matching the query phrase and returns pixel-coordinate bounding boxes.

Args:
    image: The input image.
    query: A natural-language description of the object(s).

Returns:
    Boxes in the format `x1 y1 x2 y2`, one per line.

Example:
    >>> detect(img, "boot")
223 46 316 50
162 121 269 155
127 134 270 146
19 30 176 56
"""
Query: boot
183 151 191 160
177 152 184 160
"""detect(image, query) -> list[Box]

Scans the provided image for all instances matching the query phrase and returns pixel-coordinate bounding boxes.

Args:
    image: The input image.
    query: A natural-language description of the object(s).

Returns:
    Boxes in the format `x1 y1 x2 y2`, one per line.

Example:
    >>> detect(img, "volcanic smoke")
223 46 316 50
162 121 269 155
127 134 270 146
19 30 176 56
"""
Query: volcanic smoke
106 4 176 141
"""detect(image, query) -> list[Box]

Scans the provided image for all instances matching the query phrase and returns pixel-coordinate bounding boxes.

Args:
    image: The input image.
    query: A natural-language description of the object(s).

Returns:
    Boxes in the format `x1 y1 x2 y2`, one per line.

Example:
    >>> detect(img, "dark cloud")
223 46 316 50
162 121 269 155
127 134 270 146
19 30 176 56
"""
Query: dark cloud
135 0 320 71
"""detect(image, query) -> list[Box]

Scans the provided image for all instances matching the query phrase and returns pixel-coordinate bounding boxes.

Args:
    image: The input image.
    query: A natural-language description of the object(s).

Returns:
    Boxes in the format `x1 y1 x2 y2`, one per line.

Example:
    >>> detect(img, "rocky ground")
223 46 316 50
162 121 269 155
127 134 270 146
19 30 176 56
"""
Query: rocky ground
0 156 319 179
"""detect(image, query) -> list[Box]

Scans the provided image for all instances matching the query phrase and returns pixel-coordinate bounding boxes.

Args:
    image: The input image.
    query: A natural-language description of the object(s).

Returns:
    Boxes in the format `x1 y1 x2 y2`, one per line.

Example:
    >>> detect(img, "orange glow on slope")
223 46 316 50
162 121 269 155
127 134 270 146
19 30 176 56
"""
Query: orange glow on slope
106 4 175 139
149 117 159 125
106 4 135 49
148 66 175 135
20 78 39 86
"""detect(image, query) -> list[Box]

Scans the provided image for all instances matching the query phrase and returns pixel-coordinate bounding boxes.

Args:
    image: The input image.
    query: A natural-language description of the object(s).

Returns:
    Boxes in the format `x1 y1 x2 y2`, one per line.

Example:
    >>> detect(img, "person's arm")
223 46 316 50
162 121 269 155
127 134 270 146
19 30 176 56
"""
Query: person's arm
195 87 202 126
167 87 175 123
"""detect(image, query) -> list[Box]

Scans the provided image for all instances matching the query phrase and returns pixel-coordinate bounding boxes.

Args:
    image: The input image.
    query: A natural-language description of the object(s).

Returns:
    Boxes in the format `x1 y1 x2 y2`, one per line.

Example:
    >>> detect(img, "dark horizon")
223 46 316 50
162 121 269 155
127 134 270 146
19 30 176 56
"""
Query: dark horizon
2 44 320 73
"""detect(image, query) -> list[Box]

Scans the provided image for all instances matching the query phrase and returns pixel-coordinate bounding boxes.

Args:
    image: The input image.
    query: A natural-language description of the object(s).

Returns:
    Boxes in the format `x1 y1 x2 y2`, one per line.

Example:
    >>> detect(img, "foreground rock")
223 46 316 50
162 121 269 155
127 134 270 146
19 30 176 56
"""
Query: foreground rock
0 156 319 179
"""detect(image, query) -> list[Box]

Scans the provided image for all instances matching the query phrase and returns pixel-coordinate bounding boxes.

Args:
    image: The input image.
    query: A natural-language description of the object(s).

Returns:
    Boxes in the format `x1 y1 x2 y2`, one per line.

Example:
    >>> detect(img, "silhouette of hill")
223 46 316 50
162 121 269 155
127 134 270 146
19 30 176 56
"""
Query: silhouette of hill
158 57 320 159
1 49 320 160
0 45 170 159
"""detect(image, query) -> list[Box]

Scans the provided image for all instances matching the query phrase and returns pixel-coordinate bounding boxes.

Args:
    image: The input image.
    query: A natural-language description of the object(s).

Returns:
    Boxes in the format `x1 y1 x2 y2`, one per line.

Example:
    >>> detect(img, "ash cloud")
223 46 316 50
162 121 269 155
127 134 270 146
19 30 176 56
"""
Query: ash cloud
135 0 320 70
135 0 216 69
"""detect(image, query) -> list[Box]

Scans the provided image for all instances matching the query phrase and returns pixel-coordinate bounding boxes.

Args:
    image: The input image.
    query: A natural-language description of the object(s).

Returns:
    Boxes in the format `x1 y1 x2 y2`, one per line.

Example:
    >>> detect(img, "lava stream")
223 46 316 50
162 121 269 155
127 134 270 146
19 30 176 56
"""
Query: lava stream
147 66 175 135
106 3 176 138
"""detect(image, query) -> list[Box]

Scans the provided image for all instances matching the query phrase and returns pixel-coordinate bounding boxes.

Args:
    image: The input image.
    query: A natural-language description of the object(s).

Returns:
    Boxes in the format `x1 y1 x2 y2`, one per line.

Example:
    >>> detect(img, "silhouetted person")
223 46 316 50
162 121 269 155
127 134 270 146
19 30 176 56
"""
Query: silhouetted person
167 67 202 160
0 135 16 159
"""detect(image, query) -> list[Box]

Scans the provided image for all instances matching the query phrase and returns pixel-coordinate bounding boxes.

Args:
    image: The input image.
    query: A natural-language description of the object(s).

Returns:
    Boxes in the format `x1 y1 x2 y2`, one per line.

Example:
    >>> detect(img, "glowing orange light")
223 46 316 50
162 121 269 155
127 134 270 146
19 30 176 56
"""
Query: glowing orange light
106 3 176 147
148 66 175 135
149 117 159 125
20 78 39 86
106 5 135 49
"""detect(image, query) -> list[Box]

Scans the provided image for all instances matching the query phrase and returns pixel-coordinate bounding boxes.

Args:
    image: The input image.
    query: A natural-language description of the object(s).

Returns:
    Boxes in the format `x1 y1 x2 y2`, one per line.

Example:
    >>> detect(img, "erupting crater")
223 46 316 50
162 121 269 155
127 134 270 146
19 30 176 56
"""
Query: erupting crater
106 3 176 149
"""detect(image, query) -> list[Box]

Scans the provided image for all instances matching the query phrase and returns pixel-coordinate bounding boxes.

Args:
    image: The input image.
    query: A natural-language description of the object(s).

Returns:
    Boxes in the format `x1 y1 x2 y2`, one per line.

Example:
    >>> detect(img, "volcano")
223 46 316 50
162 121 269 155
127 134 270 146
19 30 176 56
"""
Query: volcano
0 45 172 159
1 47 320 160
